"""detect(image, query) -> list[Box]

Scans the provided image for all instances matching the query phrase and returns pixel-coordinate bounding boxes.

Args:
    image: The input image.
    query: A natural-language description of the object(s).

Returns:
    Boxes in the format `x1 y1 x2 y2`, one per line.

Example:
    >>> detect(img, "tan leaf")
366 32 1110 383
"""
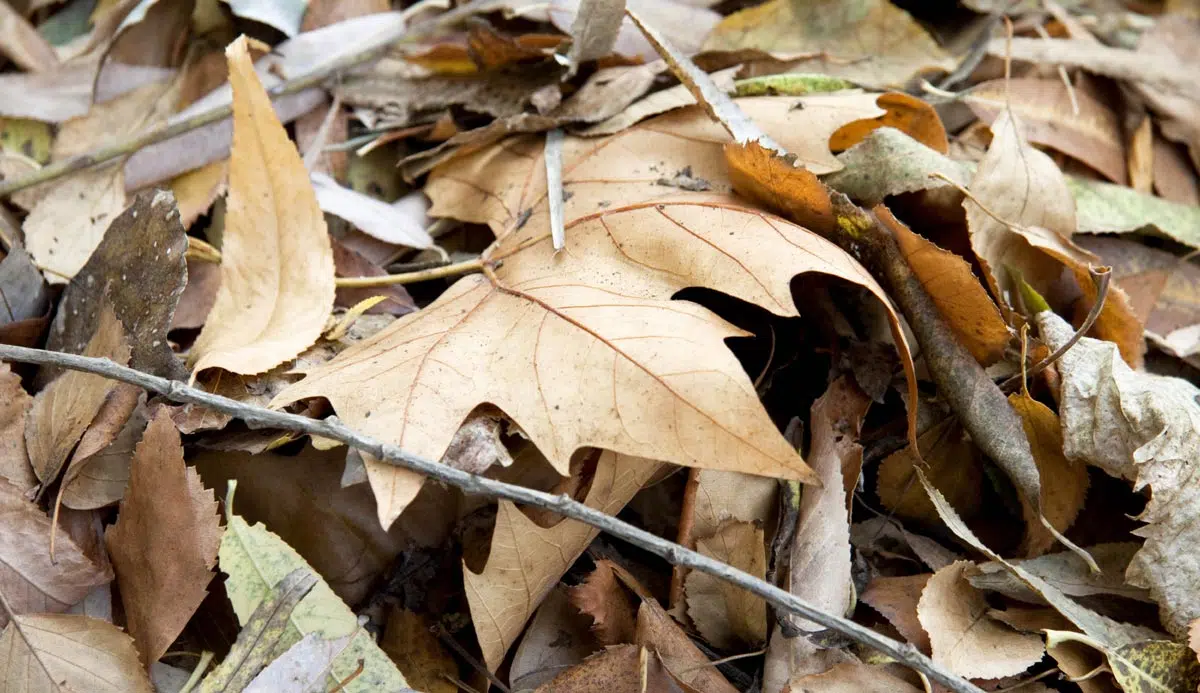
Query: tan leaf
917 561 1045 679
878 417 983 524
170 159 228 229
569 559 638 646
0 613 153 693
58 383 143 510
514 585 601 690
463 451 660 671
690 468 777 540
0 0 59 72
1038 309 1200 637
702 0 954 89
380 608 458 693
969 543 1150 605
686 520 768 649
861 574 932 653
25 306 131 486
187 36 335 376
275 96 916 526
782 661 922 693
534 644 693 693
1009 391 1088 558
965 79 1127 185
1047 638 1119 693
0 478 111 626
104 409 221 665
636 599 738 693
0 363 36 491
965 110 1144 367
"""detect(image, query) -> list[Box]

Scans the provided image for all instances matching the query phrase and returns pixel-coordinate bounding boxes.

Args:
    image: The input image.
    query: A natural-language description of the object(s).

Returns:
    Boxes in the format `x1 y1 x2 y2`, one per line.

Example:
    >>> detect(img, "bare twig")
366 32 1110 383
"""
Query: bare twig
0 0 502 199
0 344 984 693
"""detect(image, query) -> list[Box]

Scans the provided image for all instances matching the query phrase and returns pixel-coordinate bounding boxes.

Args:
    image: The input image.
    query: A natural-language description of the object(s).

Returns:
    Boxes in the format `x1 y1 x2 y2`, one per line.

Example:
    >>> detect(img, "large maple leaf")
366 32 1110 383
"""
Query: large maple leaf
274 94 916 527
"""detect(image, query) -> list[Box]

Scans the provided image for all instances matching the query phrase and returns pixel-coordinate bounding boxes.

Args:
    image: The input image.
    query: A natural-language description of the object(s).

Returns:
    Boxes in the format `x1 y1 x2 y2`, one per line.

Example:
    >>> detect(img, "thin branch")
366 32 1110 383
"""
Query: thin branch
334 257 485 287
0 344 984 693
0 0 502 199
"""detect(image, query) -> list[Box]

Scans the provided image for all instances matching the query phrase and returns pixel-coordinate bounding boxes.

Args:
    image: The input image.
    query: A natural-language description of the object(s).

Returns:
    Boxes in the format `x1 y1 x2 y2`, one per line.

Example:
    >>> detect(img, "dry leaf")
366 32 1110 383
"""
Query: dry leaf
535 644 692 693
464 451 660 671
878 417 983 524
548 0 719 63
570 559 638 646
686 520 768 649
1038 309 1200 637
26 306 130 486
861 574 932 653
380 608 458 693
690 469 778 539
1009 391 1088 558
170 159 228 229
311 172 433 249
636 598 739 693
917 561 1045 679
0 478 112 626
0 613 153 693
275 95 916 526
563 0 625 74
514 585 601 690
702 0 954 89
0 60 172 122
243 631 352 693
58 383 142 510
0 363 36 491
0 0 59 71
188 36 336 376
851 517 959 571
578 66 738 137
782 661 922 693
1133 16 1200 169
969 543 1150 606
105 409 222 665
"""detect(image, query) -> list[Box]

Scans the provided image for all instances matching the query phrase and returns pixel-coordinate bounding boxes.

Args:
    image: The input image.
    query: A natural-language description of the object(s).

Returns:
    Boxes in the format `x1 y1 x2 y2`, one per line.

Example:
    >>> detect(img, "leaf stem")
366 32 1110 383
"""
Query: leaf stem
0 343 984 693
334 257 484 287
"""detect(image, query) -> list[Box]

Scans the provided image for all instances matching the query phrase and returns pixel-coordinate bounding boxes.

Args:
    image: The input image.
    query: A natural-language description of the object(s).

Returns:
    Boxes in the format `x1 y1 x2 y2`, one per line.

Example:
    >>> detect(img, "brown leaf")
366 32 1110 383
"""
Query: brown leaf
878 417 983 524
965 78 1127 185
0 60 171 123
782 661 923 693
0 478 111 626
969 543 1150 605
276 97 919 525
690 469 777 539
331 236 417 317
829 92 949 155
569 559 638 646
26 306 130 485
861 574 932 653
187 36 335 376
917 561 1045 679
514 585 602 690
104 409 221 665
702 0 954 89
58 383 143 510
686 520 768 649
380 608 457 693
0 363 36 491
0 0 58 72
463 451 660 671
636 599 739 693
1135 16 1200 169
535 644 695 693
44 190 188 381
548 0 719 63
171 258 220 331
1009 391 1088 558
0 613 153 693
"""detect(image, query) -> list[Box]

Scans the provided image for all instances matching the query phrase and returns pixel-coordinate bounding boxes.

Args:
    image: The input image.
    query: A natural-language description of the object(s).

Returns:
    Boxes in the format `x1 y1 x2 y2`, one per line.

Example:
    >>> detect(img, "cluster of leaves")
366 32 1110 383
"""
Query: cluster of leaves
0 0 1199 691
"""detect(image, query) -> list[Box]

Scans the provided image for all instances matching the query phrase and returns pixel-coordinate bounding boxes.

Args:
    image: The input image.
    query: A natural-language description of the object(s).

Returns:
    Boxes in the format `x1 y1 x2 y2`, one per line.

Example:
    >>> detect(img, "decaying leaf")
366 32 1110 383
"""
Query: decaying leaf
465 451 659 671
917 560 1045 679
878 417 983 524
59 388 146 510
861 574 932 653
782 661 923 693
636 598 739 693
105 410 222 666
1047 630 1200 693
969 543 1151 606
686 520 768 649
26 306 130 486
1009 391 1088 558
513 586 600 691
0 363 36 491
380 608 464 693
188 36 335 377
0 613 153 693
570 559 638 646
1038 309 1200 637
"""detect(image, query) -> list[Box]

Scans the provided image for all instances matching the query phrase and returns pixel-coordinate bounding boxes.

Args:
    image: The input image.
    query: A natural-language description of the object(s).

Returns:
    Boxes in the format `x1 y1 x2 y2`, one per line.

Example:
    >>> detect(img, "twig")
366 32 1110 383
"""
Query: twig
1000 267 1110 393
334 257 485 287
433 623 510 693
0 0 502 199
0 344 984 693
176 651 215 693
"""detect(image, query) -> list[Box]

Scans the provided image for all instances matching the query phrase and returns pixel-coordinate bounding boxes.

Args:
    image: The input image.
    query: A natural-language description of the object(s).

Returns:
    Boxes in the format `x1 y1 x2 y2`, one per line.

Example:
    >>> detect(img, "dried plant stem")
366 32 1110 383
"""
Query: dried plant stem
0 0 501 199
0 344 983 693
669 467 701 611
334 257 485 287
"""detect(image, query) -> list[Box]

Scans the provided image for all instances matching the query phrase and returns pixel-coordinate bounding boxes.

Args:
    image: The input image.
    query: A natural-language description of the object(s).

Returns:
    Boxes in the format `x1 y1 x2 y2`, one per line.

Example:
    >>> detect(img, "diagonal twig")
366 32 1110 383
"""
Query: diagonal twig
0 343 984 693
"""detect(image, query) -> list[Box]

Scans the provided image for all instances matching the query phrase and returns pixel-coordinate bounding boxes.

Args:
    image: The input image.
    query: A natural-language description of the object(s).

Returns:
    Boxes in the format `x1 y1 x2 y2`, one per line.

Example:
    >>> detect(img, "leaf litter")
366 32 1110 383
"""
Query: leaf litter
0 1 1199 692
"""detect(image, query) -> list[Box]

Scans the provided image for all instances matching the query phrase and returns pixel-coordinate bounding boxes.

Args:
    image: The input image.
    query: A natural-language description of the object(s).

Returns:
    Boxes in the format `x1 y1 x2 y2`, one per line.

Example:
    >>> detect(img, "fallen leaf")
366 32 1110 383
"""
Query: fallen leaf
171 258 221 331
851 517 959 571
968 544 1151 605
878 417 984 524
199 569 319 692
513 585 601 690
380 609 458 693
1152 131 1198 206
917 560 1045 679
986 37 1197 97
636 598 739 693
570 559 638 646
275 95 916 525
243 630 353 693
464 451 660 671
702 0 954 89
965 78 1127 185
0 0 59 71
25 306 130 486
1009 391 1088 558
224 0 307 36
782 660 923 693
219 492 410 692
0 248 50 330
861 574 932 653
0 363 35 491
686 520 768 649
548 0 719 63
1068 174 1200 250
563 0 624 75
1134 16 1200 170
829 92 948 154
1047 631 1200 693
105 409 222 666
311 172 433 248
0 478 111 626
332 238 417 317
58 383 143 510
0 60 172 122
43 190 188 381
188 36 336 377
577 66 738 137
170 159 228 229
1038 308 1200 637
535 644 693 693
0 613 153 693
690 468 777 539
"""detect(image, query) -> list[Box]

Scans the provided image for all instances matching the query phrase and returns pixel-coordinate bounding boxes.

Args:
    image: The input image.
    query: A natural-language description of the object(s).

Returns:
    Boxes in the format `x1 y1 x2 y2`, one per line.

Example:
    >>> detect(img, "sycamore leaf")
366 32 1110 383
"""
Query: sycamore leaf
219 487 408 692
104 410 222 666
917 561 1045 679
274 95 917 526
1038 309 1200 637
0 478 111 626
188 36 335 377
0 613 153 693
25 306 130 486
465 451 660 671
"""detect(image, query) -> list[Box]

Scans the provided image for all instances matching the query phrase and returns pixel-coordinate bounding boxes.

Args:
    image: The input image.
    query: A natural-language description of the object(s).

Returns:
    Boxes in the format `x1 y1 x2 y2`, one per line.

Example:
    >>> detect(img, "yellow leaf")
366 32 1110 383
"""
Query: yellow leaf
188 36 335 376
